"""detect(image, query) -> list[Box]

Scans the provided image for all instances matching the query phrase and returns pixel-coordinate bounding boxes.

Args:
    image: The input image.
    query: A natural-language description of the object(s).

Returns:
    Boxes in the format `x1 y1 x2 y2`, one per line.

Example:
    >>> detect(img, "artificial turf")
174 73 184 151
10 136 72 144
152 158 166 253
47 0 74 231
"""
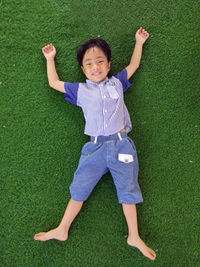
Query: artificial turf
1 0 200 266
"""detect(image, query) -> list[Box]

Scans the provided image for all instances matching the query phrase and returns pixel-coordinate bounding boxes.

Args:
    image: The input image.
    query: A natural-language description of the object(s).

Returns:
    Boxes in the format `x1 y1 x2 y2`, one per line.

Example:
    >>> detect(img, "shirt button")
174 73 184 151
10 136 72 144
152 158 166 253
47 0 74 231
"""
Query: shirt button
104 109 107 113
103 95 106 99
105 124 108 128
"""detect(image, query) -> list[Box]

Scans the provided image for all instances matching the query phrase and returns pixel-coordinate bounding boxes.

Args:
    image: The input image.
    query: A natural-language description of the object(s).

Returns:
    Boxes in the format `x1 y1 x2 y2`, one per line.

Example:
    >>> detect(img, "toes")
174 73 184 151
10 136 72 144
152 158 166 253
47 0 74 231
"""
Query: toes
146 249 156 260
34 232 45 241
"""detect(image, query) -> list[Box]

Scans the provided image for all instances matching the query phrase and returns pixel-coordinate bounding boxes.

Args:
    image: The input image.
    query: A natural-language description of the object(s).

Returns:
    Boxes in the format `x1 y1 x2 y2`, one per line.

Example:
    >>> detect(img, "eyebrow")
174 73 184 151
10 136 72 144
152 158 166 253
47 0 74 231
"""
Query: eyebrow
84 56 105 62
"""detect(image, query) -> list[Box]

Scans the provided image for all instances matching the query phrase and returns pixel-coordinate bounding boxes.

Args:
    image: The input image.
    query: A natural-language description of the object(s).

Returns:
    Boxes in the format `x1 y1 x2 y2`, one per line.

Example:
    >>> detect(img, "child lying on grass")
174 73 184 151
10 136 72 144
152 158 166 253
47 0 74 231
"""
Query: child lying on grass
34 27 156 261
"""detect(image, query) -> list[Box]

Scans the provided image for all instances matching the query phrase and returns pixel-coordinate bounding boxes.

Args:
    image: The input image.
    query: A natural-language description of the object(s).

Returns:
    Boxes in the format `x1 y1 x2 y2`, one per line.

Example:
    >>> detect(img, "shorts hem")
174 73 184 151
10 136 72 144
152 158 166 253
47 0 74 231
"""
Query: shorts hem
71 195 88 202
118 199 143 205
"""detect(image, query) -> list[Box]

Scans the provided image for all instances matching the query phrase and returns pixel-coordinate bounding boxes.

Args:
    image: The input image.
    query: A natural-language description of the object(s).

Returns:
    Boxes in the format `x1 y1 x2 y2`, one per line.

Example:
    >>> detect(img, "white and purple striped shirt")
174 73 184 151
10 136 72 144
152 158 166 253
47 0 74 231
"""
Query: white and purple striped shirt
64 69 132 136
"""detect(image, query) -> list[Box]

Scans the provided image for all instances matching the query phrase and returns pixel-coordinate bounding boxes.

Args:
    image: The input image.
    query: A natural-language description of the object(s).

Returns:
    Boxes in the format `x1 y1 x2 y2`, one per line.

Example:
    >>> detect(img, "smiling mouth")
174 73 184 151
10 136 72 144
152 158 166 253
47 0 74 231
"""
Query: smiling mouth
92 72 102 76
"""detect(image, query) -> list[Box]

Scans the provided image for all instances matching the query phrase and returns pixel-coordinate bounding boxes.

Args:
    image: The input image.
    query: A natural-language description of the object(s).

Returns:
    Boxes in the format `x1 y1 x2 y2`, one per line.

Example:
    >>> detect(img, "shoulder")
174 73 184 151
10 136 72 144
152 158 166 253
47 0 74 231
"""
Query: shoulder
111 69 132 92
64 82 80 105
114 69 128 81
64 82 80 91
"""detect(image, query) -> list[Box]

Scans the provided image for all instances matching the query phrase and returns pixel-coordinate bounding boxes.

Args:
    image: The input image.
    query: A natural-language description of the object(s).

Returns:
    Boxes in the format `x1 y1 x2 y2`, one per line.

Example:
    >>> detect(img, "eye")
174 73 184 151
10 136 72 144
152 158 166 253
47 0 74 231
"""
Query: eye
98 60 104 63
86 63 91 66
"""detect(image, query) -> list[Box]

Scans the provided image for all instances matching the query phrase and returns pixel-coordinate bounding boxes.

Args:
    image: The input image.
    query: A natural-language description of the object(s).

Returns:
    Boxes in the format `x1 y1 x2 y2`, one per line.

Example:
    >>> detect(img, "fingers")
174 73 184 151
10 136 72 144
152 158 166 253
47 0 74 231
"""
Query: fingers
136 27 143 35
138 27 149 39
42 43 55 54
141 27 149 36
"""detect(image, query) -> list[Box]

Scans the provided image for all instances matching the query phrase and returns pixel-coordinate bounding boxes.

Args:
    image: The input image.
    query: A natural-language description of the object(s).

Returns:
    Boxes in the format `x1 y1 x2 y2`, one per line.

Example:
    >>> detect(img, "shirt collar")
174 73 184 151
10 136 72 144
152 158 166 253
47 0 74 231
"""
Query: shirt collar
86 77 109 86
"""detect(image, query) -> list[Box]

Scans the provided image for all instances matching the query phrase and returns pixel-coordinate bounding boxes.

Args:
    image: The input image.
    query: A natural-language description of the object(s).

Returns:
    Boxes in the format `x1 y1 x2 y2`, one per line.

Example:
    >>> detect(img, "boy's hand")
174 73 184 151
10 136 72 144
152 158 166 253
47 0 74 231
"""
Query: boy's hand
42 43 56 60
135 27 149 45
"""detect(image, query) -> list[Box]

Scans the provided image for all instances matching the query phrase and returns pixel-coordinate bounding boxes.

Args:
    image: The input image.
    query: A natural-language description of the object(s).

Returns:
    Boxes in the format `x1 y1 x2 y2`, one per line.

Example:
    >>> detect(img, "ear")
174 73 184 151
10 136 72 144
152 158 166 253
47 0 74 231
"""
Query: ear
108 61 111 70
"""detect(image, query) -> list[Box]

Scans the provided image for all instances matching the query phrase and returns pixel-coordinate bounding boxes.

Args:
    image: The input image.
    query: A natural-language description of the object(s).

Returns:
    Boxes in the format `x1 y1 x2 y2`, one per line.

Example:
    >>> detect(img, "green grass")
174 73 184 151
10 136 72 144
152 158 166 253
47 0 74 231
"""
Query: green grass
1 0 200 266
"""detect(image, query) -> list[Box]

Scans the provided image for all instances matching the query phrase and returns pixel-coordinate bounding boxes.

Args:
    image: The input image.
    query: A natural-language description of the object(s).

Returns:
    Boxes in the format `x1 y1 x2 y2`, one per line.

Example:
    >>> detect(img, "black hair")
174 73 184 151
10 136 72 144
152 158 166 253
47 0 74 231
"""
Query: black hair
77 38 111 66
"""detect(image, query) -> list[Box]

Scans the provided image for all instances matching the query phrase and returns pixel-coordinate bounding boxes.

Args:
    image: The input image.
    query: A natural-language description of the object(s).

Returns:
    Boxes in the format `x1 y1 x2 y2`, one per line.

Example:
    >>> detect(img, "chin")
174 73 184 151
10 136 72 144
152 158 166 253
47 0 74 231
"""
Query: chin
93 76 106 82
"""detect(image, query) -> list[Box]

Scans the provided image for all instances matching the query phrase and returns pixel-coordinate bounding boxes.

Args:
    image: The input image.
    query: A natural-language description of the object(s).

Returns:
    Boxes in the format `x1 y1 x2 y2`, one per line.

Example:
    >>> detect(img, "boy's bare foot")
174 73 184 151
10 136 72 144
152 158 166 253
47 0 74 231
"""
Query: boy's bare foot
127 236 156 261
34 227 68 242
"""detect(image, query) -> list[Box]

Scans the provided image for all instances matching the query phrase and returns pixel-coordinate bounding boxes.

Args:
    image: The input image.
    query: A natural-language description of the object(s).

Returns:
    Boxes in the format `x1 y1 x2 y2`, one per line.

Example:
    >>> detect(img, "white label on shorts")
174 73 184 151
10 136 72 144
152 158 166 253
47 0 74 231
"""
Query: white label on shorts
118 154 134 163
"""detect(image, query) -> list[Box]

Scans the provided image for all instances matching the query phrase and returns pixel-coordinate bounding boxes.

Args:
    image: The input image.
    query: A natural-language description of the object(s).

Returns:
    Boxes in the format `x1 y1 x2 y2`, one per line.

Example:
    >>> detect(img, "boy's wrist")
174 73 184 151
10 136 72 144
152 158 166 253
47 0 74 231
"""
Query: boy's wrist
46 57 55 62
135 41 144 47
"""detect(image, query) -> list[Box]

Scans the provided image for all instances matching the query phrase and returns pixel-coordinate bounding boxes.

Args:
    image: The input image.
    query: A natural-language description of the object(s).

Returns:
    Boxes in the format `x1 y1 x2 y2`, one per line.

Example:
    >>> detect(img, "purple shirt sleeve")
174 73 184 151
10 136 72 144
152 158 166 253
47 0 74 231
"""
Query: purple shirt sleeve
114 69 132 92
64 82 79 105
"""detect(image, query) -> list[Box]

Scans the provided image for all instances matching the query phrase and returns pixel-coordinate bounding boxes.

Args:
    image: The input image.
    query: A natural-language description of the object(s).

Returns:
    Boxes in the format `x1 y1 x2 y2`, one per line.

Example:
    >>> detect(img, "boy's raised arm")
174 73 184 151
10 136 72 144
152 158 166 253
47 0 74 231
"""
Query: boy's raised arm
42 44 65 93
126 27 149 80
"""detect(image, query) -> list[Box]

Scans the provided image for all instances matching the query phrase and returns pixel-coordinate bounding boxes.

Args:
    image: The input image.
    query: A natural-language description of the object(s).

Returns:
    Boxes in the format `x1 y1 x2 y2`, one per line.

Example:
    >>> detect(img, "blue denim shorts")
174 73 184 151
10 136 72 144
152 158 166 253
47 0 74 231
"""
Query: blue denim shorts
70 132 143 204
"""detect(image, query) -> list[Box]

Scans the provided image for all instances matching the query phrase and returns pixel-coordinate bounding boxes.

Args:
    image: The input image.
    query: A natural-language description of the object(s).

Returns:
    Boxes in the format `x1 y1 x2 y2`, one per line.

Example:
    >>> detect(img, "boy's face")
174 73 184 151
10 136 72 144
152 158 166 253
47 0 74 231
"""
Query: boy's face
81 46 111 82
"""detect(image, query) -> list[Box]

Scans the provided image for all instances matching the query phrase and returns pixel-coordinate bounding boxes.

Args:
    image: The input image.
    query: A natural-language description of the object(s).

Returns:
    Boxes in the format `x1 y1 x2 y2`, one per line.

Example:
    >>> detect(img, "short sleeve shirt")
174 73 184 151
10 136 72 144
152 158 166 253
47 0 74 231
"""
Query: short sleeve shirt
64 69 132 136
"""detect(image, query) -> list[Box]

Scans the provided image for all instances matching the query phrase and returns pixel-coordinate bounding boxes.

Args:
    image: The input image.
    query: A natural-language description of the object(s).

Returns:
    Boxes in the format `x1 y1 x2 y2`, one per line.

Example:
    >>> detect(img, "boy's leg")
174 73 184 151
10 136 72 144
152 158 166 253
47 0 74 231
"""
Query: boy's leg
122 204 156 261
34 198 83 241
34 141 108 242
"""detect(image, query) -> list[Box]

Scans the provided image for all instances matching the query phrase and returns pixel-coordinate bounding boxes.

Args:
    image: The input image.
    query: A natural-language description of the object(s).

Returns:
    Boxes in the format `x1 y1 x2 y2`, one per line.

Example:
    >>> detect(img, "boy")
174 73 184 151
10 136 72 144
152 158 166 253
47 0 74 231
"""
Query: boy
34 27 156 261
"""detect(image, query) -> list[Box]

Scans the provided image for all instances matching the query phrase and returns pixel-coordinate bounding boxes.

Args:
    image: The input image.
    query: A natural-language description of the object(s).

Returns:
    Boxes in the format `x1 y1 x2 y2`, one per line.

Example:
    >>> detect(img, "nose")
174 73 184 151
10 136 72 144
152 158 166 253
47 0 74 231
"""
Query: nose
92 63 98 70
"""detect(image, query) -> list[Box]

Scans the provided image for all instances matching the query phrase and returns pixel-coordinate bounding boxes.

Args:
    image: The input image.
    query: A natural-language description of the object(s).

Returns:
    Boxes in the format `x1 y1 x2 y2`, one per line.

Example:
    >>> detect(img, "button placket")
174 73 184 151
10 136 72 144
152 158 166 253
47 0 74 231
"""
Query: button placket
99 84 108 134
